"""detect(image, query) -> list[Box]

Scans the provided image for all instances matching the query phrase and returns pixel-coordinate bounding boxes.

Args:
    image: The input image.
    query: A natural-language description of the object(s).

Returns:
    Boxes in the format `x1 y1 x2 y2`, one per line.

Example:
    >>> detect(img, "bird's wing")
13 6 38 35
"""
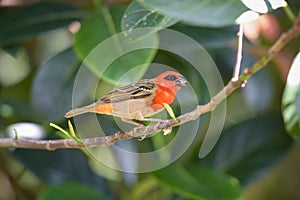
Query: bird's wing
98 79 156 103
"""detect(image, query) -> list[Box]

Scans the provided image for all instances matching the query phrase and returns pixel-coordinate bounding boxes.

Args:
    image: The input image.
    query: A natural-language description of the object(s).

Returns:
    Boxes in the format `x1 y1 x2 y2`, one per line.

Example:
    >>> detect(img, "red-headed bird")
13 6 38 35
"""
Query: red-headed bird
65 71 186 126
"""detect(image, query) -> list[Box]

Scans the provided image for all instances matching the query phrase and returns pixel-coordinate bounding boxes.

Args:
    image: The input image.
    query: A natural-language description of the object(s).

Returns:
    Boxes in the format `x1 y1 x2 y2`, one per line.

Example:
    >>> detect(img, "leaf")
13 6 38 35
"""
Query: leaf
139 0 249 27
240 0 287 13
0 48 30 86
153 164 242 200
38 182 108 200
12 149 106 188
0 2 85 46
31 48 94 122
171 25 237 48
139 0 286 27
199 114 291 184
121 0 178 40
74 7 158 85
282 52 300 138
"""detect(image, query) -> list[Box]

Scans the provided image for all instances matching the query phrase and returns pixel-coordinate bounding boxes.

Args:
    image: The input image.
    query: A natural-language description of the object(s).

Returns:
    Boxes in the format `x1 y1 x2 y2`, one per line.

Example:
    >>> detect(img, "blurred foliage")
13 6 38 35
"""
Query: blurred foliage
0 0 300 200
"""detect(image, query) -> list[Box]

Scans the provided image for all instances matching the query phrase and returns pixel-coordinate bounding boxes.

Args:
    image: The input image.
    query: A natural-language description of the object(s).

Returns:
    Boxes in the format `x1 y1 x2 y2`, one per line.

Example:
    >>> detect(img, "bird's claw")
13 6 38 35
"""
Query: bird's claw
138 135 147 141
163 126 172 135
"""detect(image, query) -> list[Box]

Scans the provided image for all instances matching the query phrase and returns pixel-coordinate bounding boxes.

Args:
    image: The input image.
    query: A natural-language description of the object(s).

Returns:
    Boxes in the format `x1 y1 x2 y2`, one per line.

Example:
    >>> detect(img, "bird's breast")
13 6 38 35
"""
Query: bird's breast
152 88 176 106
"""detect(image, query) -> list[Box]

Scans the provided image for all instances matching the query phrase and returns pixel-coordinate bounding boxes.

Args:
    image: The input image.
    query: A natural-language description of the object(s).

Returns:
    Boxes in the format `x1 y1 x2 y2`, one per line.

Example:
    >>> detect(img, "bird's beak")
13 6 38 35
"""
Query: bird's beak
175 76 187 87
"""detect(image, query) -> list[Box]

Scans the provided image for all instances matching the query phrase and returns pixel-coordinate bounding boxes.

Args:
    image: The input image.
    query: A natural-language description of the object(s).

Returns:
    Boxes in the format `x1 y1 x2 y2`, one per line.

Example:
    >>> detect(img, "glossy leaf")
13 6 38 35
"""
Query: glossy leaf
121 0 177 40
0 2 84 46
31 48 94 122
282 52 300 138
199 114 291 184
139 0 249 27
139 0 287 27
153 164 242 200
171 25 237 48
74 7 158 84
39 182 108 200
12 149 106 188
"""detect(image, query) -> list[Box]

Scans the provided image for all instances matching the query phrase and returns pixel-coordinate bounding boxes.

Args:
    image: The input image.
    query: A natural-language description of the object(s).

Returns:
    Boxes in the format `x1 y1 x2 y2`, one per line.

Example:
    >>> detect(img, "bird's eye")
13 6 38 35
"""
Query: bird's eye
164 75 177 81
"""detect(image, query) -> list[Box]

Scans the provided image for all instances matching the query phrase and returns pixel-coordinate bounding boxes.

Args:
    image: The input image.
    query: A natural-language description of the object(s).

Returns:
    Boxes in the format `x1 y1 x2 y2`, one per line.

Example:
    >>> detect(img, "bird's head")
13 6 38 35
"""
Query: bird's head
155 71 187 91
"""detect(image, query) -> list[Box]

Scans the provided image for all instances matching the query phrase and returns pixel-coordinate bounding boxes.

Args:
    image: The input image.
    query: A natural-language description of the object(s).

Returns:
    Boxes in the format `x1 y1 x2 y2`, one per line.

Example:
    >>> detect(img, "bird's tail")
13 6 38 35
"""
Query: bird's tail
65 103 97 118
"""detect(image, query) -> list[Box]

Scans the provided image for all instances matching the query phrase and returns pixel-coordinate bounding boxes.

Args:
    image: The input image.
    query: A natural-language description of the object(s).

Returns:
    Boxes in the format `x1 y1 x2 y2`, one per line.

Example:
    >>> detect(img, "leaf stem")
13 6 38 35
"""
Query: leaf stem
101 7 118 36
283 5 296 22
232 23 244 82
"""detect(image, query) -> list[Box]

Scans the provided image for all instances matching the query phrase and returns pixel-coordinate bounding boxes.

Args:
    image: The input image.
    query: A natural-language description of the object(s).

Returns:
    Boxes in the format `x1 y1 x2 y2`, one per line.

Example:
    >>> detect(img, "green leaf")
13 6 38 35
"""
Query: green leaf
31 48 94 122
282 52 300 138
153 164 242 200
0 48 30 86
38 182 108 200
139 0 249 27
74 7 158 85
12 149 106 188
121 0 177 40
139 0 286 27
171 25 237 48
200 114 291 184
0 2 85 46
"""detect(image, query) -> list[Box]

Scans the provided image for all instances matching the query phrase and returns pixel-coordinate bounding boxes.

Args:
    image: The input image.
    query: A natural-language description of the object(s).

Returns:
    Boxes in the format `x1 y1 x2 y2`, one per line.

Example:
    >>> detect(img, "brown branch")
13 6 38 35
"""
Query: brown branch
1 16 300 151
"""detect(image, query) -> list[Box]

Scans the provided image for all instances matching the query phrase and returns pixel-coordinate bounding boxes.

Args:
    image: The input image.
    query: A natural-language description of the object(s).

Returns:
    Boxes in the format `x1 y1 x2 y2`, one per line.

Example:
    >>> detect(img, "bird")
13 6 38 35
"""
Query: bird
65 71 186 126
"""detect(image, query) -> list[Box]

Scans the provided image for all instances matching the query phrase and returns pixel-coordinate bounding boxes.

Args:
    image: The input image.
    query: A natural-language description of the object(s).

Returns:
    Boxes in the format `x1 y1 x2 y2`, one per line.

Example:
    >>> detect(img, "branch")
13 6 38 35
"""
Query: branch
1 16 300 151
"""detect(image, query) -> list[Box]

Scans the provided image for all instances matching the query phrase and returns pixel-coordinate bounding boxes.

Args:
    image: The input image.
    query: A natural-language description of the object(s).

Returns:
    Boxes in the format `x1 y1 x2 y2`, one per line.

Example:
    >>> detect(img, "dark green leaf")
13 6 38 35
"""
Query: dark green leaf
139 0 249 27
38 182 108 200
282 52 300 138
153 164 242 200
0 2 85 46
31 48 94 122
12 149 106 188
171 25 237 48
199 114 291 184
121 0 177 40
74 7 158 84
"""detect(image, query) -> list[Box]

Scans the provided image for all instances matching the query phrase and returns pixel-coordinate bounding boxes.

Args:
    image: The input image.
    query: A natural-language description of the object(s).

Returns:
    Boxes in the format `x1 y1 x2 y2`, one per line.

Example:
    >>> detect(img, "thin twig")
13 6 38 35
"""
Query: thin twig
232 23 244 82
0 16 300 151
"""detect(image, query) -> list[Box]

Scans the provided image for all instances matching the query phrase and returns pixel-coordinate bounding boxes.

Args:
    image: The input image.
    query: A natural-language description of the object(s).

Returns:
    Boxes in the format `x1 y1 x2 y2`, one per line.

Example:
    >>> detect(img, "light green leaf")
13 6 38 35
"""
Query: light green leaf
74 7 158 85
282 52 300 138
0 48 30 86
38 182 108 200
153 164 242 200
0 2 84 46
121 0 177 40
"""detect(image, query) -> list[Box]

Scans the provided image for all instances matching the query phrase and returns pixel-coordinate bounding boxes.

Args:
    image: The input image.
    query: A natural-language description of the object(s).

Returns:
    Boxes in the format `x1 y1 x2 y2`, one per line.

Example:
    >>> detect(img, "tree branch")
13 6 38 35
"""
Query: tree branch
1 16 300 151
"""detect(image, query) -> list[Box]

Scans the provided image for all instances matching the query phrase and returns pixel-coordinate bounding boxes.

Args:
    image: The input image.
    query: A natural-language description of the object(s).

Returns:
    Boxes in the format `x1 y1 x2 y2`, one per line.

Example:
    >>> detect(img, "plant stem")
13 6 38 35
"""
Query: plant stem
283 5 296 22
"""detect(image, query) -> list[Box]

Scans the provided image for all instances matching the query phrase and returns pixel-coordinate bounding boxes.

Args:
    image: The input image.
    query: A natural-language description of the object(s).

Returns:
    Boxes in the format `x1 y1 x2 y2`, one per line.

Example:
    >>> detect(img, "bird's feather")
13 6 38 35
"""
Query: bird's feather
98 79 156 103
